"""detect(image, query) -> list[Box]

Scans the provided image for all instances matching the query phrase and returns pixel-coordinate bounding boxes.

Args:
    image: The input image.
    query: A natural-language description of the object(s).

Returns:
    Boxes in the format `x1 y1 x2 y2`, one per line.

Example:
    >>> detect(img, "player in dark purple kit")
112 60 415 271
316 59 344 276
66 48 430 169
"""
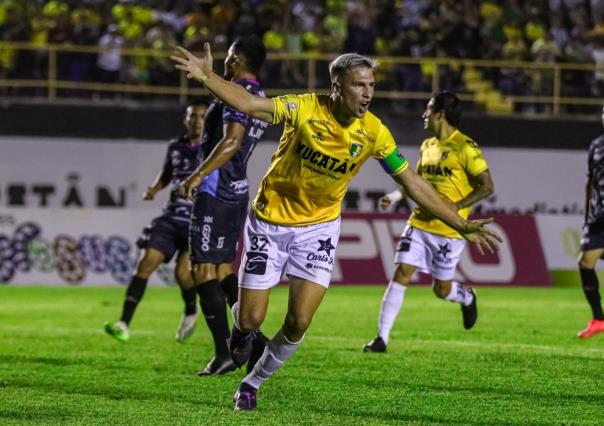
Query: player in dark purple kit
104 101 208 343
178 36 269 375
577 106 604 339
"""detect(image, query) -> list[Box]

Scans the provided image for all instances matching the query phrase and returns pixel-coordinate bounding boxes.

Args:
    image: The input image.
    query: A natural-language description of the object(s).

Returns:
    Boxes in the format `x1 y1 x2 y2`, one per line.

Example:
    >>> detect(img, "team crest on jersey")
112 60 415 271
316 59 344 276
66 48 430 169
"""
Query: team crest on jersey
350 142 363 158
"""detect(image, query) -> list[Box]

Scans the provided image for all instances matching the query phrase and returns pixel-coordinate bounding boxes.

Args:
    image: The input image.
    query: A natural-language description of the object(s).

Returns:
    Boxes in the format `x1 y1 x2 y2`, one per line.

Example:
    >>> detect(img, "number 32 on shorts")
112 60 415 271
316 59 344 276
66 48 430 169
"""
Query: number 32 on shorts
244 235 270 275
250 235 269 252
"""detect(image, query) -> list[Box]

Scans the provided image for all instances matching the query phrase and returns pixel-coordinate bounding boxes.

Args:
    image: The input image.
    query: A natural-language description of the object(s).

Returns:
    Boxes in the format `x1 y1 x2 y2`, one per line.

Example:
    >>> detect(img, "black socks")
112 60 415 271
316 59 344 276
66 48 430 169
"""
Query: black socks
220 273 239 307
197 279 230 355
120 276 148 325
180 287 198 316
580 268 604 320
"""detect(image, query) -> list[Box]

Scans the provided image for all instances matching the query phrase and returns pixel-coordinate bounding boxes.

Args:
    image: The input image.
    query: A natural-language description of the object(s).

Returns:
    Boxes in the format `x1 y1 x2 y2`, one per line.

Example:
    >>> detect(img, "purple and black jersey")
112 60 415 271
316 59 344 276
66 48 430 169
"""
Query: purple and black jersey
160 135 202 220
198 78 268 202
587 135 604 227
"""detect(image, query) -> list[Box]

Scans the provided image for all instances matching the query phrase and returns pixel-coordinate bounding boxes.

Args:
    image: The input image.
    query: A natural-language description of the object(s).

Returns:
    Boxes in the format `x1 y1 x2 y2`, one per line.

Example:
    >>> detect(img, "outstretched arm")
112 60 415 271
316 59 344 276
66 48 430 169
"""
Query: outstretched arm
392 167 501 254
143 155 172 200
171 44 274 123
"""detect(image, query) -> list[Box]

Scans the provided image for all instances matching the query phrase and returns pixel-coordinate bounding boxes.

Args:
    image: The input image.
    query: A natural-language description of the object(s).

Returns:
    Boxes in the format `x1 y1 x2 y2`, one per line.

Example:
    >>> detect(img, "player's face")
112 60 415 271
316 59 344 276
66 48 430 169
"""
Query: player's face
224 44 237 80
334 66 375 119
422 98 441 133
184 105 207 139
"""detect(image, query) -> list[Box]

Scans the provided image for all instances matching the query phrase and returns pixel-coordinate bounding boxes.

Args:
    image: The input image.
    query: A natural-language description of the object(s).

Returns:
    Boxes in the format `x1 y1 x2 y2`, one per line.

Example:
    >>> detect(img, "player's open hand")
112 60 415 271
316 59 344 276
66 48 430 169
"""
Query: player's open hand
178 177 200 200
460 218 503 255
171 44 213 83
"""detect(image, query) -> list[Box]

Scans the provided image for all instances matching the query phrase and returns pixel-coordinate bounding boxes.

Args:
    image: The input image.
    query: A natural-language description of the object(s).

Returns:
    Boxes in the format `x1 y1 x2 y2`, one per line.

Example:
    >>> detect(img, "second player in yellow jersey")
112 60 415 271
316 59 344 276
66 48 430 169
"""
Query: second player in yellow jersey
409 128 489 238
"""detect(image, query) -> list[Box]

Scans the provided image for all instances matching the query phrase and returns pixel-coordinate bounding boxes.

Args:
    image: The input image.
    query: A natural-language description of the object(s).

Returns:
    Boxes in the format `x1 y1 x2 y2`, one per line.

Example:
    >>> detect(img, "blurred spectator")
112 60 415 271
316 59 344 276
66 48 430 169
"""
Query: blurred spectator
95 24 124 93
344 6 376 55
591 35 604 95
550 13 569 50
146 21 177 86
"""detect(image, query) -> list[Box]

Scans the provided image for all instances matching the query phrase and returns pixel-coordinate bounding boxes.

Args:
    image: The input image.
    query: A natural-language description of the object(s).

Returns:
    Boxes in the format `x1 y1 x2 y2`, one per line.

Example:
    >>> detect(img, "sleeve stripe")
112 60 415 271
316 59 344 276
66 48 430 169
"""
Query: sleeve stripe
379 149 409 175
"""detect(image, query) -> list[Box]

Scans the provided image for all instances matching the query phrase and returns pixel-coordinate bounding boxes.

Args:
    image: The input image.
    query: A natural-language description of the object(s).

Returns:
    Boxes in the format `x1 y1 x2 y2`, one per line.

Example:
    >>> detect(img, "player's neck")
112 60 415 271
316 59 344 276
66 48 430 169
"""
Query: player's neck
187 134 201 145
436 124 456 142
231 71 257 82
329 97 355 127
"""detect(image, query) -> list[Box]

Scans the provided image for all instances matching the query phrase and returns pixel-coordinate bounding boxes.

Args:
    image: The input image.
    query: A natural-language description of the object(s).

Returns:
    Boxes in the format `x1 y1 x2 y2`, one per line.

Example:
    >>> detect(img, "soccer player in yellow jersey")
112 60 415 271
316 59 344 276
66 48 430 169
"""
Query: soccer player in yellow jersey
172 45 501 411
364 92 495 353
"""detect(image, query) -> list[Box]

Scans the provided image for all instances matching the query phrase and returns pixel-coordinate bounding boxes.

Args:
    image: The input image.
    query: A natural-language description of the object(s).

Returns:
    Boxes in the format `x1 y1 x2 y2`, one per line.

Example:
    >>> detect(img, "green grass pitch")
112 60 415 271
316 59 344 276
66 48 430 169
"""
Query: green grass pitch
1 286 603 425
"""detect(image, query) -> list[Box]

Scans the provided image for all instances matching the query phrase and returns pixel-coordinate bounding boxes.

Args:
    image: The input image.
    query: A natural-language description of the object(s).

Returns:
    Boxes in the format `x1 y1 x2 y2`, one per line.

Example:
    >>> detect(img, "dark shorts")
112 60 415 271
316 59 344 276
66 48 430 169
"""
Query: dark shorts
189 192 248 264
581 223 604 251
137 215 189 262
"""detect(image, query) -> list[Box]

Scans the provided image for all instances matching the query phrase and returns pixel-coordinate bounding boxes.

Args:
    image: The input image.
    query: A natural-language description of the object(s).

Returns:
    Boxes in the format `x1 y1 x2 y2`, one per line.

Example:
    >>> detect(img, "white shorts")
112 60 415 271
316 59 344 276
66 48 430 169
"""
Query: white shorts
238 212 341 290
393 225 466 281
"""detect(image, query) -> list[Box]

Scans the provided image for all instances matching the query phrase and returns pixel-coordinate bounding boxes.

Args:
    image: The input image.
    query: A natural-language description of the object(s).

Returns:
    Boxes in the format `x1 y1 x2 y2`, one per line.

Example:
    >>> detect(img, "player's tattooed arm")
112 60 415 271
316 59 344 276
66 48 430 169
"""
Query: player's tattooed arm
455 170 494 210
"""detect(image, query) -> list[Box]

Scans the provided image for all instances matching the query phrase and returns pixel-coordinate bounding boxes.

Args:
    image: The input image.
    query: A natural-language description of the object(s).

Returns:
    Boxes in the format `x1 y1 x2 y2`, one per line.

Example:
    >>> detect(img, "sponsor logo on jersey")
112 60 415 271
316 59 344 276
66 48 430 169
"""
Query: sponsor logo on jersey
307 118 331 128
354 128 375 143
421 164 453 177
312 132 325 142
296 142 358 175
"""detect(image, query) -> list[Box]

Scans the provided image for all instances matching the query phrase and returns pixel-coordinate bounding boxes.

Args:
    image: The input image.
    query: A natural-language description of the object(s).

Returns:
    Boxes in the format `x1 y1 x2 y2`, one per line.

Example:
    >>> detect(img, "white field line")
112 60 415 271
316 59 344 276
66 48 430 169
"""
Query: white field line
311 335 604 356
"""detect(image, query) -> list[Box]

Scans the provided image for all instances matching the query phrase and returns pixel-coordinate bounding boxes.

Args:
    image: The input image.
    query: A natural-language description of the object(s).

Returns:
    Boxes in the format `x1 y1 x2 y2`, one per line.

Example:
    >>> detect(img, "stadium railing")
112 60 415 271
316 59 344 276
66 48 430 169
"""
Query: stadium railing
0 42 601 115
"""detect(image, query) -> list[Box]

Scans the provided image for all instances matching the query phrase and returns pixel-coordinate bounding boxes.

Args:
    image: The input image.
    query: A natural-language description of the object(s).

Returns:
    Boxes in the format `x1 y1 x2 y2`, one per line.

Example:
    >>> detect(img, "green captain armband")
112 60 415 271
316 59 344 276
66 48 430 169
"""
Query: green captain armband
379 150 408 175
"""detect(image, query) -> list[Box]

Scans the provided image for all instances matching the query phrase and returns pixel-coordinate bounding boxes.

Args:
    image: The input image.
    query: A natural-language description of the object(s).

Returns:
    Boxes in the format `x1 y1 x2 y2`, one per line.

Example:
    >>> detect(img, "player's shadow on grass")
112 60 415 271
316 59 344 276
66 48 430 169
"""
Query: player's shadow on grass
0 408 76 423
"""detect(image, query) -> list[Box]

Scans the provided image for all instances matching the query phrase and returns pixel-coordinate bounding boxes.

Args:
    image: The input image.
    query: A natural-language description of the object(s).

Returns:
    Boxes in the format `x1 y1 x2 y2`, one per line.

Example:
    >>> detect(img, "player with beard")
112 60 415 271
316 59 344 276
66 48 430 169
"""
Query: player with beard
178 36 270 375
104 101 207 343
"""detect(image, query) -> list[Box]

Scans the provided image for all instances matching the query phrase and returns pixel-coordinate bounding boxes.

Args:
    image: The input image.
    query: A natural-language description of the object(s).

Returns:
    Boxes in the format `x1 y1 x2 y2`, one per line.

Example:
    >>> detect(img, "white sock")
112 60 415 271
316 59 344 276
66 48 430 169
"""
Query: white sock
242 328 302 390
443 281 473 306
231 301 241 330
377 280 407 344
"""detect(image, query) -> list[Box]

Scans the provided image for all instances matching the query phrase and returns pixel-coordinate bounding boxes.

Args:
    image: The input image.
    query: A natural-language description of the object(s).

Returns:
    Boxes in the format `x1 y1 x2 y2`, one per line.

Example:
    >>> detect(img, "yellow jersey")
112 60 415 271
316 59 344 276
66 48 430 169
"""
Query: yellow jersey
252 93 408 226
408 129 489 239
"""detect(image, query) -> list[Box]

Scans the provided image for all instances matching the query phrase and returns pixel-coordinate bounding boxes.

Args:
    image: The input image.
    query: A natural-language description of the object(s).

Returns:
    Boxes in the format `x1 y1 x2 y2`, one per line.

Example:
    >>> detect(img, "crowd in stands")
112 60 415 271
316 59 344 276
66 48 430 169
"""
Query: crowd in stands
1 0 604 106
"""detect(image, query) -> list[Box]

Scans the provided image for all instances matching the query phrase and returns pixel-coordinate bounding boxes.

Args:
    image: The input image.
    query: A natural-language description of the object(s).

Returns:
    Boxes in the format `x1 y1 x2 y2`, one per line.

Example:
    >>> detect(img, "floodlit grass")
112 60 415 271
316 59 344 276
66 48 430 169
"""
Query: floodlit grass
1 286 603 425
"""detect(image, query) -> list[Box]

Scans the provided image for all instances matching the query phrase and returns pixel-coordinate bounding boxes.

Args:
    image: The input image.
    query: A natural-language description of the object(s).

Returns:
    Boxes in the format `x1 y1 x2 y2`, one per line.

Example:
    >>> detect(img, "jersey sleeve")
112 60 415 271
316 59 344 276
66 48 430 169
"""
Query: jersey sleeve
223 81 252 126
272 93 310 126
373 123 409 175
460 138 488 176
223 105 250 127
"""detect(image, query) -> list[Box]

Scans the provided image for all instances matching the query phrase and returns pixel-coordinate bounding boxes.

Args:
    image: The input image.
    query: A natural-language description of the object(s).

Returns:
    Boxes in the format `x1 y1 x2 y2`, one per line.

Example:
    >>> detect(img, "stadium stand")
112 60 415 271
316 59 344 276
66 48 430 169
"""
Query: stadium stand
0 0 603 114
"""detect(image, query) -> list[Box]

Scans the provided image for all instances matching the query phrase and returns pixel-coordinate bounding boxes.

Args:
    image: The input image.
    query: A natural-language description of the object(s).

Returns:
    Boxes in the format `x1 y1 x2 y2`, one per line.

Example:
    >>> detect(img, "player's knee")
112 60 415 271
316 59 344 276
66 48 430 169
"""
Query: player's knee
191 263 213 283
393 265 412 285
238 309 263 333
136 258 160 278
284 312 312 335
578 255 595 270
175 268 193 287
